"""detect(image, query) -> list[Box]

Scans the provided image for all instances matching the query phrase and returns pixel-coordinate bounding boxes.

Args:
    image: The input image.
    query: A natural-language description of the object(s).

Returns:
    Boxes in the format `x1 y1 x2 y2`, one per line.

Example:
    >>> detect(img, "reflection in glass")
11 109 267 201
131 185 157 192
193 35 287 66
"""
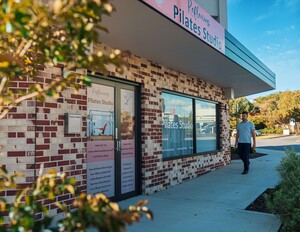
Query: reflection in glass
196 100 217 153
162 92 193 158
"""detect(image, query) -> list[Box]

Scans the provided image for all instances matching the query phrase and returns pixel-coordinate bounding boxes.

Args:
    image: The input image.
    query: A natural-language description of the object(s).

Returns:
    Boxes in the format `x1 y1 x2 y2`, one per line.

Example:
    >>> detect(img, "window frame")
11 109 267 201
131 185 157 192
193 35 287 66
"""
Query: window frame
162 90 220 161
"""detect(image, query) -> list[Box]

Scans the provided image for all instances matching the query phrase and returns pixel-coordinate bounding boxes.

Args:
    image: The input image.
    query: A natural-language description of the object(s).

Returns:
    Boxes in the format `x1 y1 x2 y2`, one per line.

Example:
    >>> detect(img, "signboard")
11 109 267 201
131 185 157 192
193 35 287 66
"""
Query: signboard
141 0 225 54
290 118 295 126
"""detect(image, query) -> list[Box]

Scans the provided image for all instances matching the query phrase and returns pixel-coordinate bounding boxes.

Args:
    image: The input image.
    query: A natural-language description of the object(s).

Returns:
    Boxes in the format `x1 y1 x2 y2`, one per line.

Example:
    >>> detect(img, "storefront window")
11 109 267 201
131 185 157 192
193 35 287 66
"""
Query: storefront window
162 92 193 159
196 100 217 153
162 91 219 159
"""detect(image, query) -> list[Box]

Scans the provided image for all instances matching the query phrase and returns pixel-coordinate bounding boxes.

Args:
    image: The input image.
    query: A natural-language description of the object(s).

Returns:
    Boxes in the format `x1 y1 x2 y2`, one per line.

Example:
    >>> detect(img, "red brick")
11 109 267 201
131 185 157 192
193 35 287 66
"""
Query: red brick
58 149 70 154
10 114 26 119
77 100 86 105
36 145 50 150
43 108 50 113
58 194 70 202
71 94 82 100
8 132 16 138
44 162 57 168
36 120 50 125
51 155 63 161
35 151 44 156
45 103 57 108
66 99 76 104
58 161 69 166
8 151 25 157
45 127 57 132
36 157 49 163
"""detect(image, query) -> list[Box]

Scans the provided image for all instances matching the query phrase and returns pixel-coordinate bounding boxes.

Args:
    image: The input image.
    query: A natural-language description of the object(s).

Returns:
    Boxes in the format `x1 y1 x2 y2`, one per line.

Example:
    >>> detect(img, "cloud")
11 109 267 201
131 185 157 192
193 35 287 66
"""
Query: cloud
264 25 296 37
254 12 272 21
256 0 300 21
265 30 278 36
273 0 300 11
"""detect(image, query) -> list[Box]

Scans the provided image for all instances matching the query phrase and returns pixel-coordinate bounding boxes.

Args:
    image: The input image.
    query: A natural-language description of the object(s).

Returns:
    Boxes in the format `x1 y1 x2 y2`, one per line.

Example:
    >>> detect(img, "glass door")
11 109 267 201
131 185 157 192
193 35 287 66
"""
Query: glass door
119 87 136 197
86 79 139 200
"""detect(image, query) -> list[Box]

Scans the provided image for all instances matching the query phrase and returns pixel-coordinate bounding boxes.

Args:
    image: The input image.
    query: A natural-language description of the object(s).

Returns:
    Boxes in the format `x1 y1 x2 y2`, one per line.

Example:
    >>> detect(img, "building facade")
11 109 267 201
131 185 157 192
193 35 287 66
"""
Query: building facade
0 0 275 217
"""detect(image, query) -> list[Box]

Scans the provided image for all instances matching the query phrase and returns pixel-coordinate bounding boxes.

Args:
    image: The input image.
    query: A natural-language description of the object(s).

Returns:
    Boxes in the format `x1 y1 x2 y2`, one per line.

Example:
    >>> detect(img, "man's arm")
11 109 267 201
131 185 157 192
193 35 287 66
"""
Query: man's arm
235 130 239 148
251 129 256 149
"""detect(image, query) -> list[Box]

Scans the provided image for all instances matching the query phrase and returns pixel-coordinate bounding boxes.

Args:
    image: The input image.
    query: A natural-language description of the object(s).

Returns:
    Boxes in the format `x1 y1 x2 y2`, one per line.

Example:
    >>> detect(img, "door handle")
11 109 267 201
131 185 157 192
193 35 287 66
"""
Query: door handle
118 140 121 151
115 140 121 151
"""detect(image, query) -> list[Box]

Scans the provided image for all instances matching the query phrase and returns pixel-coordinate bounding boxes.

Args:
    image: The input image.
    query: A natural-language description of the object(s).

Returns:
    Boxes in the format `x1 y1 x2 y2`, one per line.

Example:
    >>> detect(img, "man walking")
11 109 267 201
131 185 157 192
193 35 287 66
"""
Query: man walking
235 111 256 175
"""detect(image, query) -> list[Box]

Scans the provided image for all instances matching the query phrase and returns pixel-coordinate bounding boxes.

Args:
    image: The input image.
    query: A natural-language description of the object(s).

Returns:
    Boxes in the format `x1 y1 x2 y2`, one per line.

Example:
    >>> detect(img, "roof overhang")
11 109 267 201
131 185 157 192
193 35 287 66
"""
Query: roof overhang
100 0 276 98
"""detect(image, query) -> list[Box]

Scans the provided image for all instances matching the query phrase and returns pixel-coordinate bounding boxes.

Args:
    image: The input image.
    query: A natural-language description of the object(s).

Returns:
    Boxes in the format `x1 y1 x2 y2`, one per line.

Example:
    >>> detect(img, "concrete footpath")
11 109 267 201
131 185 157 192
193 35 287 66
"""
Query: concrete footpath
120 149 283 232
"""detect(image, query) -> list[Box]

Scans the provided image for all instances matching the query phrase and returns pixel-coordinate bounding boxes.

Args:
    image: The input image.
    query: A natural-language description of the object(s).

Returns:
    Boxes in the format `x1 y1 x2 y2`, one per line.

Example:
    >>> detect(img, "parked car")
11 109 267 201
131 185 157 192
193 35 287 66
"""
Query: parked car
231 129 237 137
255 130 262 136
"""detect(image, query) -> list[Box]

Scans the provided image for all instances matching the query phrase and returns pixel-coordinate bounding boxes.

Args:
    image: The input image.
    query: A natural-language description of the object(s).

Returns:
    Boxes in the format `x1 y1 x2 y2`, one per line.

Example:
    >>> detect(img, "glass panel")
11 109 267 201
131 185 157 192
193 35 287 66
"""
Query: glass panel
120 89 136 194
86 84 115 197
196 100 217 153
162 92 193 159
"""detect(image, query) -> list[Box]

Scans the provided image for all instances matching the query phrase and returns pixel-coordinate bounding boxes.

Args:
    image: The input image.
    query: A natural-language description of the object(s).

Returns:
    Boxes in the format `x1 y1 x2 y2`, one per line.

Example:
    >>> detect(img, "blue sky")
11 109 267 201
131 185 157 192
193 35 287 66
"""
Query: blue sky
227 0 300 100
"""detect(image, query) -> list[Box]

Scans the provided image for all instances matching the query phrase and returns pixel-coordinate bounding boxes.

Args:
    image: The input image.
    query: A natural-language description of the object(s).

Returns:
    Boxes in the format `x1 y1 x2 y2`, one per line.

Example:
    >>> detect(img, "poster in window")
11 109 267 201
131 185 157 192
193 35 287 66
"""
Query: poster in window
120 89 135 194
87 83 115 196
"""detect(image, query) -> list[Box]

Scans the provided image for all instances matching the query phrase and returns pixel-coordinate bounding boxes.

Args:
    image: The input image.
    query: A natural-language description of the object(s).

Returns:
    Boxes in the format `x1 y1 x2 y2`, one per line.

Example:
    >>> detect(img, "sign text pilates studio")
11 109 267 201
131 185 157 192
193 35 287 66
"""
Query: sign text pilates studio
141 0 225 54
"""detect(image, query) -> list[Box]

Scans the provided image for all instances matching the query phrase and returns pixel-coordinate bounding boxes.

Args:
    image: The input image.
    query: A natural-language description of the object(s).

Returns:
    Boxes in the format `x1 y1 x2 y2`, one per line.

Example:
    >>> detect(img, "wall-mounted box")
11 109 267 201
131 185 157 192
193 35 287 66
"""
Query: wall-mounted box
65 113 82 134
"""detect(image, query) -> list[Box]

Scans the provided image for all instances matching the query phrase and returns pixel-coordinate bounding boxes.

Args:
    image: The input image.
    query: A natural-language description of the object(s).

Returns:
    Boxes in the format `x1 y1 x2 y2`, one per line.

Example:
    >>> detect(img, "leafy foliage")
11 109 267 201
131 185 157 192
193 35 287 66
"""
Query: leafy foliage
0 1 152 231
253 91 300 129
229 97 254 130
230 91 300 132
266 149 300 231
0 0 125 119
0 167 153 231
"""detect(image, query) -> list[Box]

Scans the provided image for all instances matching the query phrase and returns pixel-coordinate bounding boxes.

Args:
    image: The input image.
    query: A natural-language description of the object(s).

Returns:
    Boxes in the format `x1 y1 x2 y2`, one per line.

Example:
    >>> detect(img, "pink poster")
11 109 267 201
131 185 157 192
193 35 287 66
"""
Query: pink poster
121 140 135 194
87 134 115 196
141 0 225 54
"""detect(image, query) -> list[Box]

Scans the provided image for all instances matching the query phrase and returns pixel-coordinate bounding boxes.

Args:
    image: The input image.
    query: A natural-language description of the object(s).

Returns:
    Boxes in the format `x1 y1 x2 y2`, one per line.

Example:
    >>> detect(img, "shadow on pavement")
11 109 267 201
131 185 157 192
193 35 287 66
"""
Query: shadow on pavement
258 144 300 152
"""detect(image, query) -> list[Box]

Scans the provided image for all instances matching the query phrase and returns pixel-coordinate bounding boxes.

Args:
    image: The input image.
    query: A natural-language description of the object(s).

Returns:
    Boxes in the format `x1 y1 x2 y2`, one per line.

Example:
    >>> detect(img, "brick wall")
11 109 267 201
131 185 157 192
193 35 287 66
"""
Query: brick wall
93 43 231 194
0 41 231 220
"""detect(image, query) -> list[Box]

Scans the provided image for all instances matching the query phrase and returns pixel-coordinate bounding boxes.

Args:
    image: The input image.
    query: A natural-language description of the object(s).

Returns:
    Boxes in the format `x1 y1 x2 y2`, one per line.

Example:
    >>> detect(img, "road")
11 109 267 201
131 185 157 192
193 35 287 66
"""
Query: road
256 135 300 152
231 135 300 153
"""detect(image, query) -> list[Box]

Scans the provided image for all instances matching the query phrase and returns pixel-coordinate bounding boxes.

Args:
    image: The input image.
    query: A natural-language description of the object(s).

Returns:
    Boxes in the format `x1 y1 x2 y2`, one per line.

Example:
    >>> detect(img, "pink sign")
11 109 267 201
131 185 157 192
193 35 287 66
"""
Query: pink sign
121 140 135 159
141 0 225 54
87 140 114 162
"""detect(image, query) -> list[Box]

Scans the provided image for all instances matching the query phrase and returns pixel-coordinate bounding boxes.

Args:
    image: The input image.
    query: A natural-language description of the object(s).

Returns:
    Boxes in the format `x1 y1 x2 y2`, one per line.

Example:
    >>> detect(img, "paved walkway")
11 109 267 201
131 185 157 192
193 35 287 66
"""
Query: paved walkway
120 148 283 232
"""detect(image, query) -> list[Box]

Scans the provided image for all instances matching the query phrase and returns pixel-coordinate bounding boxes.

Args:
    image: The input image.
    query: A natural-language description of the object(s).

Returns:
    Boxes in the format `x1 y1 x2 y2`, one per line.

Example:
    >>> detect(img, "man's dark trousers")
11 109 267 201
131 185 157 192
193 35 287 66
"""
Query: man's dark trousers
238 143 251 171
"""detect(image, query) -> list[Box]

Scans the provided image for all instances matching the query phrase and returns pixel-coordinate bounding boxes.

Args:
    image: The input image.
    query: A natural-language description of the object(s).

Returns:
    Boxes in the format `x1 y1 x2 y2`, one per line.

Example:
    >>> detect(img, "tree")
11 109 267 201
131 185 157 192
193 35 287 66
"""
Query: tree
229 97 254 130
252 91 300 129
0 0 152 231
0 0 124 119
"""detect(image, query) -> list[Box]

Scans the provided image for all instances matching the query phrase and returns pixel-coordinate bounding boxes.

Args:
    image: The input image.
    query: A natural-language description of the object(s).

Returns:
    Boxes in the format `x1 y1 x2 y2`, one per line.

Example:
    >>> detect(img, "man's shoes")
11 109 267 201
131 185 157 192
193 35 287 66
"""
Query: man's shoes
242 170 248 175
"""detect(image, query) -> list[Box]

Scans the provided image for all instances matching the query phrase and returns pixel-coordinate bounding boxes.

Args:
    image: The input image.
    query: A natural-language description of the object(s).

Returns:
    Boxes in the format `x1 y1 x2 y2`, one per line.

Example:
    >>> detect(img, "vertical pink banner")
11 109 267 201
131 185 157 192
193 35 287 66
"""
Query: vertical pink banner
121 139 135 194
141 0 225 54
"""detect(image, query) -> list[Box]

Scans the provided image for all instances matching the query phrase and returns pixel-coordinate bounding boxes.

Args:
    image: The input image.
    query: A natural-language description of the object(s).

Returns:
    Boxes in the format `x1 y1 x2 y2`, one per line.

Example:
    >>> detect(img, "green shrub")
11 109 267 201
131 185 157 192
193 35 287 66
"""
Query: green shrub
261 127 284 134
0 168 152 231
266 149 300 231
